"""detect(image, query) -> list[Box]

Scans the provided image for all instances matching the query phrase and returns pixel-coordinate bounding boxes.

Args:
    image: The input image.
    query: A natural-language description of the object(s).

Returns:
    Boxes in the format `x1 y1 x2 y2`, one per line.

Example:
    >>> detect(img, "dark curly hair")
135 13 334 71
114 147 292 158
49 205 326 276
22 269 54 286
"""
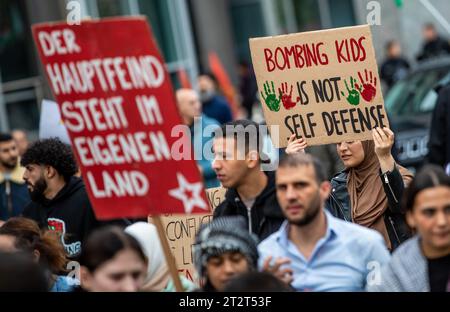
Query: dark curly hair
21 138 78 182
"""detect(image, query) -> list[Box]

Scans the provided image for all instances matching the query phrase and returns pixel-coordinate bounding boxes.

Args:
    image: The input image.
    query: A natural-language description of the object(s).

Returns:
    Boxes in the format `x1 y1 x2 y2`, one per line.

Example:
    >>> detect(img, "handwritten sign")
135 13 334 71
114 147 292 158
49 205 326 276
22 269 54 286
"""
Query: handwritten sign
32 18 208 219
154 186 226 284
250 25 388 148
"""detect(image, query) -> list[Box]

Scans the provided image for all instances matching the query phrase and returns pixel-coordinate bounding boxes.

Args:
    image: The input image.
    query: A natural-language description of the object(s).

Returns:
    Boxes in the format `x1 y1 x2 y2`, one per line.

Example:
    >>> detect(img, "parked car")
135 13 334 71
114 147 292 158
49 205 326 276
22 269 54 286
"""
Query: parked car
385 57 450 172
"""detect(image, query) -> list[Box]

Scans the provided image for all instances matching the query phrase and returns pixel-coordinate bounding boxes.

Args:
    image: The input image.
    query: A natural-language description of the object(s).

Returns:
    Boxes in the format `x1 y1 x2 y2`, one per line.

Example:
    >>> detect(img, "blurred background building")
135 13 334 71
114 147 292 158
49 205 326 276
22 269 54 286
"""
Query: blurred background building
1 0 450 138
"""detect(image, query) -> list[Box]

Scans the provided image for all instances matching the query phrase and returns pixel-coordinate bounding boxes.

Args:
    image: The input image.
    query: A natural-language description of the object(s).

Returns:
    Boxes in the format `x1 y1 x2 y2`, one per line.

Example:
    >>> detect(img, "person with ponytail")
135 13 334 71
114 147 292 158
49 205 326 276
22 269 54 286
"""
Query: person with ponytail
0 217 75 291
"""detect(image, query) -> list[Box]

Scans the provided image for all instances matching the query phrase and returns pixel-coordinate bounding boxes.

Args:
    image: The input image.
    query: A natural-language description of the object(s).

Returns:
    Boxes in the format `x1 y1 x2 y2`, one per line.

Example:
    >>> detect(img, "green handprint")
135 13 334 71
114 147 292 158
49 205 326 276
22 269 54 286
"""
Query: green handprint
261 81 281 112
341 77 360 106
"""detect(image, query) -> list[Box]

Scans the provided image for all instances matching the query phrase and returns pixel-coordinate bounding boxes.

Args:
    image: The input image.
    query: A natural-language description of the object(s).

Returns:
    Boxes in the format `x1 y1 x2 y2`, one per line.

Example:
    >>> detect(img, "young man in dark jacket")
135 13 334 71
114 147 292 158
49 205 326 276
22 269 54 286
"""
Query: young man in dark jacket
212 120 284 241
0 133 30 221
21 138 100 258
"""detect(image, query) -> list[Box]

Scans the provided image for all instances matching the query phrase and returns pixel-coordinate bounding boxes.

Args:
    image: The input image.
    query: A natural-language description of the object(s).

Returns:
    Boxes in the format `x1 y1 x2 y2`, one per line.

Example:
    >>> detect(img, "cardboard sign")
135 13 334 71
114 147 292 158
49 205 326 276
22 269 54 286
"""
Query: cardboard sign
32 17 209 219
156 186 226 284
39 99 71 144
250 25 389 148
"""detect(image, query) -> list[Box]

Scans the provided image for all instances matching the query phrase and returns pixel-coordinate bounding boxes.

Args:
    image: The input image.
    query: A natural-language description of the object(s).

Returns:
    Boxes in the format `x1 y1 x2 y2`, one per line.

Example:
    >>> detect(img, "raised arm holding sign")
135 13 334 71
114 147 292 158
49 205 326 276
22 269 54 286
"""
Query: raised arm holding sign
249 25 389 148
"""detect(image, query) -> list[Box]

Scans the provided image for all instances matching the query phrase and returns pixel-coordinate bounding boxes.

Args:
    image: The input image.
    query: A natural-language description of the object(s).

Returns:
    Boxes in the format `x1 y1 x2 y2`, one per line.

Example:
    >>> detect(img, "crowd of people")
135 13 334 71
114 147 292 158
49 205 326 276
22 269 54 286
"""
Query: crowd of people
0 34 449 292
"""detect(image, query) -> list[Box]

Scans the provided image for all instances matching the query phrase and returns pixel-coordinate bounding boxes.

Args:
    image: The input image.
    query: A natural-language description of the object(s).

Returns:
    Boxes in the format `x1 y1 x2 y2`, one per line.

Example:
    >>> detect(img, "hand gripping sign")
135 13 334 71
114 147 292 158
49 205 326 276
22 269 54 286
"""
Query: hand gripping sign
250 25 389 148
32 17 209 220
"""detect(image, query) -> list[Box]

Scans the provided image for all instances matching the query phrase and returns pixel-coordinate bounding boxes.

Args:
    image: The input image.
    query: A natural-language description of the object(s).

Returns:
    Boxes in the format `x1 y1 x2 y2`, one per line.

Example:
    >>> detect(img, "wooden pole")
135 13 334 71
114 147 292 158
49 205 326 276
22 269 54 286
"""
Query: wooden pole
152 215 184 292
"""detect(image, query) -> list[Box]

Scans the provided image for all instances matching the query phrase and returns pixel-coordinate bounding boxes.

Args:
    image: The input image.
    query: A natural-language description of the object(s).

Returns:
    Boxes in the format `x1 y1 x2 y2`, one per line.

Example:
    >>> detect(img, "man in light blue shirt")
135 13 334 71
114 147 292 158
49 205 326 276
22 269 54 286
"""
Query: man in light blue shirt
258 153 391 291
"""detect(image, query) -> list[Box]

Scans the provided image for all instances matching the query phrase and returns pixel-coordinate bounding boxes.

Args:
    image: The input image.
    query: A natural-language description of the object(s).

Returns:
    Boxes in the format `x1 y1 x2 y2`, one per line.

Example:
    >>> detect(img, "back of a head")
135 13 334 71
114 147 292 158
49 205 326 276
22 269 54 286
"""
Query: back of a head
223 271 294 292
404 164 450 211
20 137 78 182
80 226 146 272
0 252 49 292
0 217 67 274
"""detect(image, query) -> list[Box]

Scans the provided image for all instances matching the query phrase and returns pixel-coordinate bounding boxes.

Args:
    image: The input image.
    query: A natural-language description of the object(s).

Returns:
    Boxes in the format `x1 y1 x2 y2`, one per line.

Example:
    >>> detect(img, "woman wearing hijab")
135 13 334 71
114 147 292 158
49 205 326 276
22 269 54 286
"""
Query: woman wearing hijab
286 127 413 250
125 222 196 292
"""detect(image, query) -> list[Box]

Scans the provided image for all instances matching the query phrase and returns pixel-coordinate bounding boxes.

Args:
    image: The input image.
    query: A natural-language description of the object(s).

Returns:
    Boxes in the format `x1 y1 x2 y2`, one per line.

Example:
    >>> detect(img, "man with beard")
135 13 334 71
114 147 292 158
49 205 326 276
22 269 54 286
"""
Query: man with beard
21 138 100 258
0 133 30 221
258 153 391 291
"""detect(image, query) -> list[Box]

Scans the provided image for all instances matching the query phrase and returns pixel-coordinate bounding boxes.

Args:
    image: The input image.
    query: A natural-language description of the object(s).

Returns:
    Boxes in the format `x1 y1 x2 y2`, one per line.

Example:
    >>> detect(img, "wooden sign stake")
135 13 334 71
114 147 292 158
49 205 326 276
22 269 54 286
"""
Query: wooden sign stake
153 215 184 292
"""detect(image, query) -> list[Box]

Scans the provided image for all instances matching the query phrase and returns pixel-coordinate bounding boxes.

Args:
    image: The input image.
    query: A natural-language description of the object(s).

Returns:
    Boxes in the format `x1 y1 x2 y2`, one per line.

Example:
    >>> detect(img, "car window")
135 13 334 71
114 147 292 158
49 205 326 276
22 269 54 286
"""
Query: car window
385 66 450 116
420 89 438 112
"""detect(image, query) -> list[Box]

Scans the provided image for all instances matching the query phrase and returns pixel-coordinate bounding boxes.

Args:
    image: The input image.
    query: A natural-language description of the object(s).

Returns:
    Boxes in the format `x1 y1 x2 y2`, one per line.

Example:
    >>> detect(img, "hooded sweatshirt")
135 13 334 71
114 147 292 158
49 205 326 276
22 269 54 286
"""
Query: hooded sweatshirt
22 176 100 258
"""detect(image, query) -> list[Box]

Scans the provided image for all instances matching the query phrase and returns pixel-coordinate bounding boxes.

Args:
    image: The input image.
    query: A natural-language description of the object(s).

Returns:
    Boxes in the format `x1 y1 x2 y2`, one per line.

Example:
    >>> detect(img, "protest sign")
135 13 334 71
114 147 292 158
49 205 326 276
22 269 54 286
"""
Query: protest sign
39 99 71 144
154 186 226 284
249 25 389 148
32 17 209 219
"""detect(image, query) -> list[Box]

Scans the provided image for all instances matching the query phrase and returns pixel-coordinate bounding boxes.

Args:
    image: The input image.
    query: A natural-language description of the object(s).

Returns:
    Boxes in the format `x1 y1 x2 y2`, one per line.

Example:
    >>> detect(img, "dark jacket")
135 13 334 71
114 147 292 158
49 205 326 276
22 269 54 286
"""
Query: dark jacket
428 84 450 168
22 176 100 258
326 164 411 250
0 163 30 220
380 57 410 89
417 37 450 61
213 171 284 241
202 95 233 125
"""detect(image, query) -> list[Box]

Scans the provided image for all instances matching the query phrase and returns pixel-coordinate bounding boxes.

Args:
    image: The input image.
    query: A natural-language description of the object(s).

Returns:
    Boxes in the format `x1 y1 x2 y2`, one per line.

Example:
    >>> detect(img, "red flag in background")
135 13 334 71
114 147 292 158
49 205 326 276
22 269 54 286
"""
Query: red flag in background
208 52 239 118
178 68 192 89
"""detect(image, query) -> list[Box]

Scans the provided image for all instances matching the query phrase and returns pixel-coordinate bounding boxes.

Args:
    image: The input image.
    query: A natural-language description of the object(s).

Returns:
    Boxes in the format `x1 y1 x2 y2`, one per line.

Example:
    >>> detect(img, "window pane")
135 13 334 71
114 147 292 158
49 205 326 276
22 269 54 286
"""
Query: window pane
293 0 321 31
328 0 356 27
97 0 130 17
138 0 178 63
6 99 39 131
230 2 266 63
0 0 35 82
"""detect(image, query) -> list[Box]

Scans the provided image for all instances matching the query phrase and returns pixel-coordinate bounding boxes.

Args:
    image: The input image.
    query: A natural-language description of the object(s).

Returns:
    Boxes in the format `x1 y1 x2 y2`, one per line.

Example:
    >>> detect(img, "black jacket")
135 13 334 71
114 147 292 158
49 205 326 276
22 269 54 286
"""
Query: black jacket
326 165 411 250
22 176 101 258
417 37 450 61
428 84 450 168
213 171 284 241
380 57 410 89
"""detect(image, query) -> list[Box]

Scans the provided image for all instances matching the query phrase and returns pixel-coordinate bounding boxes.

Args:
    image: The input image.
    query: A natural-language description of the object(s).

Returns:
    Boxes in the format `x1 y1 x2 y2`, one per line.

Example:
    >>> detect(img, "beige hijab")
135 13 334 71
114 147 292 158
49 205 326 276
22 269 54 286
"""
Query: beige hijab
125 222 170 291
347 141 413 249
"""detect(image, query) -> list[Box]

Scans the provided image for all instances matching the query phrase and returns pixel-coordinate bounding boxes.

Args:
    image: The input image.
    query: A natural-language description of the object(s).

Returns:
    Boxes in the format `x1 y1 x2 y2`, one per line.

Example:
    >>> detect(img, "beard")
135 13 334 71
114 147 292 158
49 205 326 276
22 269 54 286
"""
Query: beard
288 191 322 226
0 157 18 170
27 177 48 203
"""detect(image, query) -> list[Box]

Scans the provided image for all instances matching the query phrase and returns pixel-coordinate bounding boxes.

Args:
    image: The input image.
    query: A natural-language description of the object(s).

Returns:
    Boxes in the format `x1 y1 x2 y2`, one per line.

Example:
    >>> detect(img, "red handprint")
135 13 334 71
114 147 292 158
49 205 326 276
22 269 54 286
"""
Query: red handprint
355 69 377 102
278 82 300 110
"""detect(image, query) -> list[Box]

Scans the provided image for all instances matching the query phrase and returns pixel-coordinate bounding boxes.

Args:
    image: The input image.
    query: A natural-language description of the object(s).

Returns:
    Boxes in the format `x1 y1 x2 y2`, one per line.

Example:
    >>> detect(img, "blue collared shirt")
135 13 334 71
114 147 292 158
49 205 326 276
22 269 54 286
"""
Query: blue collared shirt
258 211 391 292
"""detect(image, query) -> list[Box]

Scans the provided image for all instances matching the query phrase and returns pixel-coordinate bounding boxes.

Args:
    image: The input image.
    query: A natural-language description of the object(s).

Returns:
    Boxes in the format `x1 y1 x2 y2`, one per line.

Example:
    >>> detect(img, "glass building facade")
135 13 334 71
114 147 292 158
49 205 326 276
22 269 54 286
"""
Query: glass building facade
0 0 355 135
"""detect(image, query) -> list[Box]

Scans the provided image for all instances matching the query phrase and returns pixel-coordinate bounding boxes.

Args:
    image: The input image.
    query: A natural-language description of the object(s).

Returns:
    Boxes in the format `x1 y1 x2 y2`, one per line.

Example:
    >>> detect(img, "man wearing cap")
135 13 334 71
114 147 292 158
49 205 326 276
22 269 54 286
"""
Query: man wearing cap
212 120 284 240
193 216 259 291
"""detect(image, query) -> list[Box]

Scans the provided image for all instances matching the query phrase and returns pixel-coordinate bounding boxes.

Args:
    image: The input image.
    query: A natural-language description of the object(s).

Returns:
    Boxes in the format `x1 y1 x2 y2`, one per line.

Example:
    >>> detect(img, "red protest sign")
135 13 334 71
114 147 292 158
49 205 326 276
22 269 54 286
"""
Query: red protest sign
32 17 209 220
